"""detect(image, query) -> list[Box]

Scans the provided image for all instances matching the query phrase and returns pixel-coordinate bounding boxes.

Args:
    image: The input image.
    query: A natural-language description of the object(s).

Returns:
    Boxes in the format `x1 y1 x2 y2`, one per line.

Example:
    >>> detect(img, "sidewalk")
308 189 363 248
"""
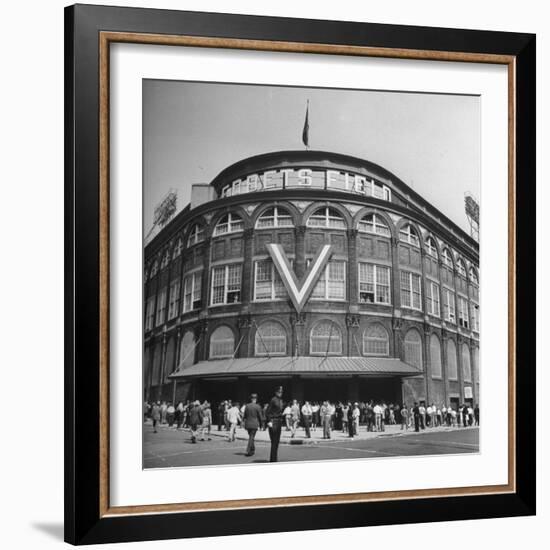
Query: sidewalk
147 420 478 445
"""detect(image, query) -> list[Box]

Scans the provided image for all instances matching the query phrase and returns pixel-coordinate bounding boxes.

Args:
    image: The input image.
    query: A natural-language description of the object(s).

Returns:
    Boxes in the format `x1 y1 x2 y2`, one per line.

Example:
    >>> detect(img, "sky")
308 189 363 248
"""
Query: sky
143 79 480 236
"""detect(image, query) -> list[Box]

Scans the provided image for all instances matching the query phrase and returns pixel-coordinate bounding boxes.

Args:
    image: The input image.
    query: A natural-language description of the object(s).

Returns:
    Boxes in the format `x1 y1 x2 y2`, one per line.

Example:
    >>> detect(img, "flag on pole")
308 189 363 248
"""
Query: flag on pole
302 100 309 149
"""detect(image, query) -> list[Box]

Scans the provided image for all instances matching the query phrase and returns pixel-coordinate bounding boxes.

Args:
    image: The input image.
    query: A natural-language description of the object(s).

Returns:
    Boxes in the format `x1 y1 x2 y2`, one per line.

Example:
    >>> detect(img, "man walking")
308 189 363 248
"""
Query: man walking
151 401 161 433
266 386 284 462
243 393 264 456
226 402 241 442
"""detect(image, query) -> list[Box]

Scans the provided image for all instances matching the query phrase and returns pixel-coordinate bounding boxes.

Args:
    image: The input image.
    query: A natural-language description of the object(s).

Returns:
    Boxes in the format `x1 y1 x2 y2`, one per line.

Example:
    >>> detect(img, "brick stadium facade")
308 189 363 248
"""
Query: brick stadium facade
144 150 480 410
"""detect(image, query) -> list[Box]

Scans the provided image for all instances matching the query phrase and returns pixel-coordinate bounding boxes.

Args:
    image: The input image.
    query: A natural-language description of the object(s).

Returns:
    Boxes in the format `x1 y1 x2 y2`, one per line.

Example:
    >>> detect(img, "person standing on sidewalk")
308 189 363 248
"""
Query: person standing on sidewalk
352 402 360 436
199 401 212 441
226 402 241 442
311 402 319 431
321 400 332 439
243 393 264 457
301 401 312 438
413 402 421 432
347 403 355 439
188 400 204 444
266 386 284 462
400 403 409 430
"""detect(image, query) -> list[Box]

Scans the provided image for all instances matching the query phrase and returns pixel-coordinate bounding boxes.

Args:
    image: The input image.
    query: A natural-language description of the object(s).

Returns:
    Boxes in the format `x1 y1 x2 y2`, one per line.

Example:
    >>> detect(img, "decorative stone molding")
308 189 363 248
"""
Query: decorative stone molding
291 312 306 326
238 315 253 329
346 313 360 328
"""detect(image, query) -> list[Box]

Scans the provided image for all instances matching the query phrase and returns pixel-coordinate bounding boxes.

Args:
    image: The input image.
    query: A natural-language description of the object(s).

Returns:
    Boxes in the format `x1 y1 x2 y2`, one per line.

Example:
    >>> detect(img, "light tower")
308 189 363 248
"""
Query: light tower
464 192 479 242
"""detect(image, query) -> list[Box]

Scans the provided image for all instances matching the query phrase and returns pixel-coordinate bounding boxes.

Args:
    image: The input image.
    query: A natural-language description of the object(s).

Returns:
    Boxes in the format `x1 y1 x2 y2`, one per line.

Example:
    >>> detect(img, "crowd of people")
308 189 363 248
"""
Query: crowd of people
143 397 480 443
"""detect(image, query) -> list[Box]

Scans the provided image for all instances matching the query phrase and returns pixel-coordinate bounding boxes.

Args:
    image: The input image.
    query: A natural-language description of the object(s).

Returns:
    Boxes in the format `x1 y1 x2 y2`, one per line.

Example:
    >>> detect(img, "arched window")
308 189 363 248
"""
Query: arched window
149 259 159 278
310 320 342 355
307 207 346 229
187 224 205 247
160 249 170 269
256 207 294 228
255 321 287 356
213 213 244 236
442 248 454 268
209 326 235 359
172 237 183 259
430 334 442 378
447 339 458 380
399 224 420 247
425 236 438 258
358 213 390 236
363 324 389 356
404 329 423 370
469 266 479 285
179 331 196 368
462 343 472 382
456 258 467 277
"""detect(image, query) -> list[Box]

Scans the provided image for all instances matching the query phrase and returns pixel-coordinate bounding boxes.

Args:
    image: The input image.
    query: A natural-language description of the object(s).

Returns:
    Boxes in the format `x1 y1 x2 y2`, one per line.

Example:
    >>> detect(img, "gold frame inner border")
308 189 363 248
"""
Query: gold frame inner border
98 31 517 518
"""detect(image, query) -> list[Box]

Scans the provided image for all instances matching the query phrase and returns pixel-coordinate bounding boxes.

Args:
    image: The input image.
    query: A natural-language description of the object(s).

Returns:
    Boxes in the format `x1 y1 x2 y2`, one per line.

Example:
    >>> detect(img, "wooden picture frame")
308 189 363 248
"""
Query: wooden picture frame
65 4 535 545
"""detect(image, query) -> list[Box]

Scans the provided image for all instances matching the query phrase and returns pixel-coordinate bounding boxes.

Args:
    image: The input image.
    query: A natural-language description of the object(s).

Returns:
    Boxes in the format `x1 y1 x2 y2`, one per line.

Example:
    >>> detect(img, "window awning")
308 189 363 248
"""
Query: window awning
169 356 422 379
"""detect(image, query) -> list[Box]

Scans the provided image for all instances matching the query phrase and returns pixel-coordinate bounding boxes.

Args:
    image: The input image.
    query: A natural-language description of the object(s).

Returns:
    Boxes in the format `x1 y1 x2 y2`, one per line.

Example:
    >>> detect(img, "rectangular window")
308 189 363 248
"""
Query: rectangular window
426 281 440 317
471 303 480 332
443 288 456 323
145 296 155 331
155 288 167 326
458 296 470 328
311 260 346 300
400 271 422 310
211 264 242 305
183 271 202 312
168 279 181 319
254 260 286 301
358 263 391 304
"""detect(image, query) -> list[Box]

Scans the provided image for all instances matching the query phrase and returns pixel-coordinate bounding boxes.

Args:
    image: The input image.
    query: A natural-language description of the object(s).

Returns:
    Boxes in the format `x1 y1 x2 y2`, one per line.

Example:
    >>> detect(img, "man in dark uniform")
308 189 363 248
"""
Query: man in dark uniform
412 401 420 432
243 393 264 457
265 386 284 462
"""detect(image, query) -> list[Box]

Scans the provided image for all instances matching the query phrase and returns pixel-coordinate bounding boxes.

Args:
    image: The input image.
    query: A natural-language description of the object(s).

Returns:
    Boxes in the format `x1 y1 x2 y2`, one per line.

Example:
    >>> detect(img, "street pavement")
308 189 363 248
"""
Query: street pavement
143 422 479 468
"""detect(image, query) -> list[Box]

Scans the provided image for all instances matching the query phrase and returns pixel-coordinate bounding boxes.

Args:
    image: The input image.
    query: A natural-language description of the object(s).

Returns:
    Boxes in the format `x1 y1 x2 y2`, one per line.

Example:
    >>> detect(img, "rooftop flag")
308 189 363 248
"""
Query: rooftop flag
302 100 309 149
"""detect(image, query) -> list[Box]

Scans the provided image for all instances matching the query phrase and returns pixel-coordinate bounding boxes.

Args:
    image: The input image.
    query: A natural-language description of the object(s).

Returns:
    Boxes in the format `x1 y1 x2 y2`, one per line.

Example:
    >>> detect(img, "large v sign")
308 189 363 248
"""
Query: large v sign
267 243 333 313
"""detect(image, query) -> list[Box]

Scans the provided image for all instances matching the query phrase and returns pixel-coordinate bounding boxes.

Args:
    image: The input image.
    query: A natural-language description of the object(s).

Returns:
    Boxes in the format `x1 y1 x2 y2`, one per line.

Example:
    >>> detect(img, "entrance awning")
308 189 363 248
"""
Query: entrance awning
169 356 422 379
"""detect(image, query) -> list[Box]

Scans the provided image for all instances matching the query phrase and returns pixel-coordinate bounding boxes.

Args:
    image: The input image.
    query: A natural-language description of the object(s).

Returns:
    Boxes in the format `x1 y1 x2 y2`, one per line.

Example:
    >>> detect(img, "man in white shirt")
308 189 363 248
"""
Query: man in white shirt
226 402 241 442
301 401 312 438
419 403 426 429
352 403 360 435
426 405 433 427
373 403 382 432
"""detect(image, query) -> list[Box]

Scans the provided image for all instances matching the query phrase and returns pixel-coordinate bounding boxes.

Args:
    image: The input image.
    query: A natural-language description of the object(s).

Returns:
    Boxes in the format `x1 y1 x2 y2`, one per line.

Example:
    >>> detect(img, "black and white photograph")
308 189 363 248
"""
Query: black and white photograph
142 80 481 468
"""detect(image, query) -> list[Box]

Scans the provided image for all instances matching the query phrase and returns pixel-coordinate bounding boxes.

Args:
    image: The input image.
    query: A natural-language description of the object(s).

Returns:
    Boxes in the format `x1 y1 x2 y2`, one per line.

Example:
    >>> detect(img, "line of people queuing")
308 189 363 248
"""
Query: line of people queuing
144 399 479 441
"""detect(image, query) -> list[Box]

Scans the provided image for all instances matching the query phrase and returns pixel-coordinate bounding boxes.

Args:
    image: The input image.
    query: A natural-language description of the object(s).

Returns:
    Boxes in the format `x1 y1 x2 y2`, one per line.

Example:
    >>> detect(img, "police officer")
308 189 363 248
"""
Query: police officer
266 386 284 462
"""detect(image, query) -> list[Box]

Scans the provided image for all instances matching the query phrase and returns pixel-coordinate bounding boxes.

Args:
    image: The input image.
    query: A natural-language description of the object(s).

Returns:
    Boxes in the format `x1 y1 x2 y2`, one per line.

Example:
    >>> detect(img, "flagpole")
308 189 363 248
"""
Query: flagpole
306 99 309 151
